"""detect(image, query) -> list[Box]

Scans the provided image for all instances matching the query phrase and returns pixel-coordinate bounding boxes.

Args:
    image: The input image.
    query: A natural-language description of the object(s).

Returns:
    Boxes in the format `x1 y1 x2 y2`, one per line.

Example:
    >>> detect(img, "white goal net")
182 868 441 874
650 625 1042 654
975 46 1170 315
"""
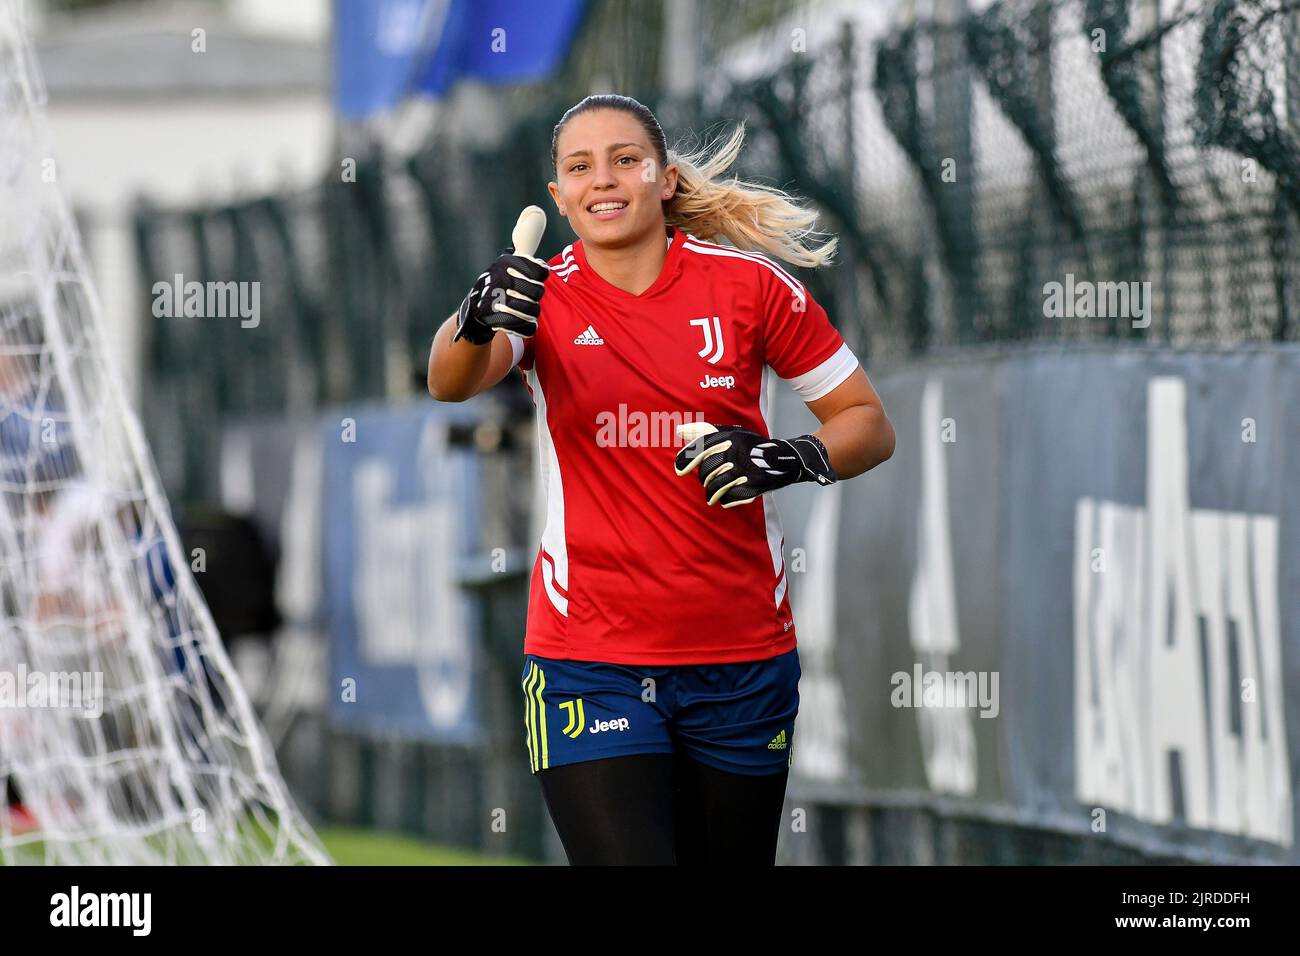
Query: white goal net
0 0 327 865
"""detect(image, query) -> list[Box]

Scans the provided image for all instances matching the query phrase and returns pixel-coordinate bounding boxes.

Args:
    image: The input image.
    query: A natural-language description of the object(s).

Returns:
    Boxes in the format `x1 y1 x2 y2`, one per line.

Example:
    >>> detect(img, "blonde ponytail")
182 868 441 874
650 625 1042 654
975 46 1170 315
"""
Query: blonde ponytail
666 124 838 269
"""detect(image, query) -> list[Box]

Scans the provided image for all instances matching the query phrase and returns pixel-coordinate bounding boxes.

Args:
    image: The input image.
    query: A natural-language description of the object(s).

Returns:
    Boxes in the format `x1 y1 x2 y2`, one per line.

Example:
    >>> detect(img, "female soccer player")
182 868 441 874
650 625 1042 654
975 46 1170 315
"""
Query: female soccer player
427 94 895 865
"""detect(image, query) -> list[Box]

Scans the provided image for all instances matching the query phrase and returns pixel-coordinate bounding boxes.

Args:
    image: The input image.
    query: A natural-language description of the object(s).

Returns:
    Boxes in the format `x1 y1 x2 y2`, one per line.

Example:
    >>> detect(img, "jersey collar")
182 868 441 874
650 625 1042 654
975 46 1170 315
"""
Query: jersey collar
572 225 686 300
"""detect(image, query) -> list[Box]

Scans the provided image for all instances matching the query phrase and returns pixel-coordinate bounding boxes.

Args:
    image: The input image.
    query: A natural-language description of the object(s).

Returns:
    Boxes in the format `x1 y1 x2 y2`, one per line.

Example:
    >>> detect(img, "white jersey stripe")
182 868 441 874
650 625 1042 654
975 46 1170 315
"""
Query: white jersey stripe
681 235 804 289
549 245 576 271
681 236 805 290
527 366 569 617
687 235 806 291
759 365 787 606
681 240 806 304
542 552 568 616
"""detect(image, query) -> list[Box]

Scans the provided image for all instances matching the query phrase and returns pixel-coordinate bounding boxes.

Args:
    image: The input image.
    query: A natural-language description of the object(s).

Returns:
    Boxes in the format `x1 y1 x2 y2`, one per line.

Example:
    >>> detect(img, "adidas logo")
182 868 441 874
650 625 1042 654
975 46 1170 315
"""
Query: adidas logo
767 729 788 750
573 325 604 345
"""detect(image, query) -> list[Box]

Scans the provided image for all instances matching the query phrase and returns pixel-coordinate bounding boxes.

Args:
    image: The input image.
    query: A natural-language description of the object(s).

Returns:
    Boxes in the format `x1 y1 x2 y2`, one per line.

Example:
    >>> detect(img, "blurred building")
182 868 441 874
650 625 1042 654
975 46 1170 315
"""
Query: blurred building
33 0 332 405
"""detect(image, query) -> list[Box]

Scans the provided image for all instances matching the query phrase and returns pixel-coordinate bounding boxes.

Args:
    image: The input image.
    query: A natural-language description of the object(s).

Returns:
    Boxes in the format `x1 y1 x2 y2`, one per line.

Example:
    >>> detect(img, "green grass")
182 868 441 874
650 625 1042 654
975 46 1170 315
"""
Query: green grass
4 826 533 866
316 826 534 866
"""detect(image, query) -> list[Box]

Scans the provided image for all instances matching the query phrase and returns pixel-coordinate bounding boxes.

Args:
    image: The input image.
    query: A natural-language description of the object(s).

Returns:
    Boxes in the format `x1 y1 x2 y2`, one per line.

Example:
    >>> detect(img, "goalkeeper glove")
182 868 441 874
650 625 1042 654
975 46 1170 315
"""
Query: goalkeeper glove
453 245 549 345
673 423 837 508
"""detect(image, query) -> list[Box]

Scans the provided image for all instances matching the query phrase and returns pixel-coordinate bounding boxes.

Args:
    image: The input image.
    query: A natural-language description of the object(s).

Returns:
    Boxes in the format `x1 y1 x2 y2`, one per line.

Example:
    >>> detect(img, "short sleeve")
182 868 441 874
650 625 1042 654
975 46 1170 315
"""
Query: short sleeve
760 260 860 402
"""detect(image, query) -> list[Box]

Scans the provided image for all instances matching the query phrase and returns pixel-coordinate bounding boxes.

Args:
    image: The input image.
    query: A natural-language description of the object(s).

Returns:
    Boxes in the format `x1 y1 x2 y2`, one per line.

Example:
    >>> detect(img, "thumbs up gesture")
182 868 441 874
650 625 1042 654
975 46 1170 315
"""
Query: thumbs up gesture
453 206 550 344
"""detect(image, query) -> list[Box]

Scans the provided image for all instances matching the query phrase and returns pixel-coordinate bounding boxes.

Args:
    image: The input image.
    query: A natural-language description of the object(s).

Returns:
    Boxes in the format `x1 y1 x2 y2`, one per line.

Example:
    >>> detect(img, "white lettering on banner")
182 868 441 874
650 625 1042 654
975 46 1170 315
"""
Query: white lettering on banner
351 419 472 730
1075 377 1291 846
908 378 977 795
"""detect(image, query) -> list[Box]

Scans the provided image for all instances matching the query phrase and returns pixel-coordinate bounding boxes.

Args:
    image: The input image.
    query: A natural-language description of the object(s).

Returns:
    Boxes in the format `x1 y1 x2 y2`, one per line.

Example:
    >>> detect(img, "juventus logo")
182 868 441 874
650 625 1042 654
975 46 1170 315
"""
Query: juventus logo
559 698 586 738
690 316 725 364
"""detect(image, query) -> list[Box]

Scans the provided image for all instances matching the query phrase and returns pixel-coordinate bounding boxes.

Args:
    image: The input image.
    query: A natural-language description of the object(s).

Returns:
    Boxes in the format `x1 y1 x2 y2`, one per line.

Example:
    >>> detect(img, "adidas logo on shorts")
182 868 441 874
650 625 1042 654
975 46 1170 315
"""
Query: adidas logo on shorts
573 324 604 345
767 729 788 750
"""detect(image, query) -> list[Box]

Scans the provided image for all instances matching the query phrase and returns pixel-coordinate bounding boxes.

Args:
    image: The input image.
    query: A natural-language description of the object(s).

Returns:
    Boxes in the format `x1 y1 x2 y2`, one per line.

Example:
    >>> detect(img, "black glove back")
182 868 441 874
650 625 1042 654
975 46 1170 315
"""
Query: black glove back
674 425 837 508
454 245 549 344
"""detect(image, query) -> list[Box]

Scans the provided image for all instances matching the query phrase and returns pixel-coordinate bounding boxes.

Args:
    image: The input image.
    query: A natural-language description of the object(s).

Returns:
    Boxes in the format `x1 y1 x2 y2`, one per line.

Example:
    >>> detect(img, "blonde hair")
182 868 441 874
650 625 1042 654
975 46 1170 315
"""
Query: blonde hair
552 94 837 269
666 125 838 269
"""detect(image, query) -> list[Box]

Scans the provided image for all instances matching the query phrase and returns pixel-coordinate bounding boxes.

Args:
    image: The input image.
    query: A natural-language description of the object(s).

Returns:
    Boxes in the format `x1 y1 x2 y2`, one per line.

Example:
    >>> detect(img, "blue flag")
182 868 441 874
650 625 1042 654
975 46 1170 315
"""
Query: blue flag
335 0 588 120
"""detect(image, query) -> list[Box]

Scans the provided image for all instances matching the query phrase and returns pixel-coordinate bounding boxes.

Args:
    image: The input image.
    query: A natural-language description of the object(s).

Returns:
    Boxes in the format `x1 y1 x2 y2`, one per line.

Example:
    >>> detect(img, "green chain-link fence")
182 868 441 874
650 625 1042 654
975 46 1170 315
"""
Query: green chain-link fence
130 0 1299 862
135 0 1299 503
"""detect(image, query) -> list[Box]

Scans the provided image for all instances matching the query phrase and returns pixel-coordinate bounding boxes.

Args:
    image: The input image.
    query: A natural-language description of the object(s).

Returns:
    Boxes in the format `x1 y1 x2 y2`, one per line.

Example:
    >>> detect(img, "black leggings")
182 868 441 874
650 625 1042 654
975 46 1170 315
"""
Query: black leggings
537 751 789 865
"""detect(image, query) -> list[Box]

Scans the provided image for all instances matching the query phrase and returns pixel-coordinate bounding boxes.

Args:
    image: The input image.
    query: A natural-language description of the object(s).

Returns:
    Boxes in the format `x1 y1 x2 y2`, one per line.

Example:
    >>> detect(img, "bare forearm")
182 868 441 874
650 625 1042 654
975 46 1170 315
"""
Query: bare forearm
813 404 895 480
427 312 490 401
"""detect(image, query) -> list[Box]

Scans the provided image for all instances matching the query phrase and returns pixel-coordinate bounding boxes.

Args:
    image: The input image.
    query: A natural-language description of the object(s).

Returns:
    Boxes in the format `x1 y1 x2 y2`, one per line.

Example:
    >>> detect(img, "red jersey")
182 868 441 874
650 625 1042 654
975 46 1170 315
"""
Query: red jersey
508 225 859 665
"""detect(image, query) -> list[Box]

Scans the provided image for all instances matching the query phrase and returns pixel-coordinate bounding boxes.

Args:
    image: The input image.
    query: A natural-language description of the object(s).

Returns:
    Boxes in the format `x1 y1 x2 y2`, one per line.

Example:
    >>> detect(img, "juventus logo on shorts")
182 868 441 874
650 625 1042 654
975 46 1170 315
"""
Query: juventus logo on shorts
559 698 586 738
690 316 725 364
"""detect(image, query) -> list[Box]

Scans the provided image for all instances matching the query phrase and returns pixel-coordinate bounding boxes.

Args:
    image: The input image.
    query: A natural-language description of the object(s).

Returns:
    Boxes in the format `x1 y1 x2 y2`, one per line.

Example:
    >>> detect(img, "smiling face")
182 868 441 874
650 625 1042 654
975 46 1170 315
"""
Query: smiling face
548 109 678 249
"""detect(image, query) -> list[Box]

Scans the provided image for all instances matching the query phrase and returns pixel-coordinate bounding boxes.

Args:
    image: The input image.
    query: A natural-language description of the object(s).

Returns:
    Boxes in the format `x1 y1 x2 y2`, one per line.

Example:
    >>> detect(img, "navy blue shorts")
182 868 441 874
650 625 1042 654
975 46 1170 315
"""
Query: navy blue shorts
519 648 800 776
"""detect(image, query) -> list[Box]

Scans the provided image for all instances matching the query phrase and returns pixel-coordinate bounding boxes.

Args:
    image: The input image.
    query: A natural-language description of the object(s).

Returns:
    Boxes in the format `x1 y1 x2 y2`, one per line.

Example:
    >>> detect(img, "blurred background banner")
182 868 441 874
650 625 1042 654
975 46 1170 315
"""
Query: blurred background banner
323 403 486 741
772 346 1297 864
334 0 446 119
334 0 589 118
